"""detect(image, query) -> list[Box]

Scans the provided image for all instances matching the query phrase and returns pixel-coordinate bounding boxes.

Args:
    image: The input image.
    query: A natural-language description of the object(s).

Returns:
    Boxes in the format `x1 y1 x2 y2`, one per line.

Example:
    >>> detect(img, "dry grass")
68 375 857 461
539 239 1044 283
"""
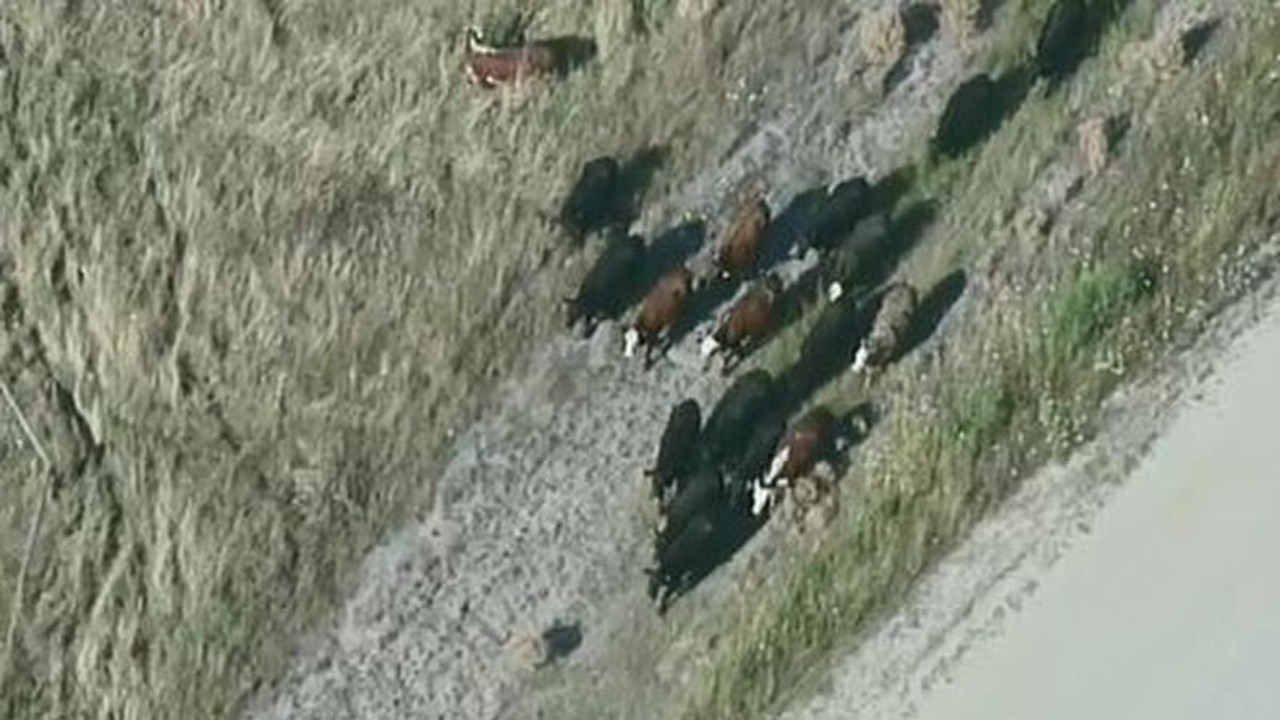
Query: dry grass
679 2 1280 718
858 5 908 71
940 0 987 40
0 1 859 718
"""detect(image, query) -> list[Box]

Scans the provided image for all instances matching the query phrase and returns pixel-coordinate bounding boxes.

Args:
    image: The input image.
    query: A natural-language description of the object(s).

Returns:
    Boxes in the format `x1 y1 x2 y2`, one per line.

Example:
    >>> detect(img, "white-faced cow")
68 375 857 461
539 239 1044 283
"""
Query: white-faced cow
699 273 784 375
461 26 559 90
852 280 919 375
750 405 851 516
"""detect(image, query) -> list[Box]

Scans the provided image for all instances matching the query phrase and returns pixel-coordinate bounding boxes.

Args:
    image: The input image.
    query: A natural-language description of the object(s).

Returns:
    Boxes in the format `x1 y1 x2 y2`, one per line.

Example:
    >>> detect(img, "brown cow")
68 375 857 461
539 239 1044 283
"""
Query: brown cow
750 405 858 516
852 280 918 375
713 193 771 281
699 273 784 375
461 26 557 89
623 266 698 369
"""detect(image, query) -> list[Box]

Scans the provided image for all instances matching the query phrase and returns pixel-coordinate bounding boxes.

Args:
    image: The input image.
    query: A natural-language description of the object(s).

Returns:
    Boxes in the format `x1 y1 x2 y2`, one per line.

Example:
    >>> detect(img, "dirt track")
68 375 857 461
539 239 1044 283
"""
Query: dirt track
242 9 976 719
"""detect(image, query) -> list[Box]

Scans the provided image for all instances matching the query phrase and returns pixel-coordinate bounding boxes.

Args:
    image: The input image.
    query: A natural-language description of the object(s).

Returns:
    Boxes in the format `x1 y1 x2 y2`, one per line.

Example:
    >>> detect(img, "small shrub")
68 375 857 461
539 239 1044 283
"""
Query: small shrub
1046 259 1158 361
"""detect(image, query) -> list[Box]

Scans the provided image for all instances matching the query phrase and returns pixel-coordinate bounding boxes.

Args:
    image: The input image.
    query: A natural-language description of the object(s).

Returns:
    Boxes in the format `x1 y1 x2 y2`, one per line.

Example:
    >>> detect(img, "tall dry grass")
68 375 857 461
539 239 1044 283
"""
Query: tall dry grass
0 1 860 717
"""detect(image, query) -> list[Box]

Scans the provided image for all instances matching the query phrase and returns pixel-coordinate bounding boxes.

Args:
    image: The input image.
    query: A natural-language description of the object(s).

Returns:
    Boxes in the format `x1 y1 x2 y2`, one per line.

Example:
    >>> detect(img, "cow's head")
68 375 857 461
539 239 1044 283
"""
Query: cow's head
623 327 641 358
750 479 777 517
850 341 872 374
463 25 498 55
698 333 721 362
763 443 791 487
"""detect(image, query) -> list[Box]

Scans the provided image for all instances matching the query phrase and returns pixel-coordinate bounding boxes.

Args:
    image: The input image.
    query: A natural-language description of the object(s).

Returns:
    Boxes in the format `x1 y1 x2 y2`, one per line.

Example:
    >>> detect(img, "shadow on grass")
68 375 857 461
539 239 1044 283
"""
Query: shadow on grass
931 65 1035 159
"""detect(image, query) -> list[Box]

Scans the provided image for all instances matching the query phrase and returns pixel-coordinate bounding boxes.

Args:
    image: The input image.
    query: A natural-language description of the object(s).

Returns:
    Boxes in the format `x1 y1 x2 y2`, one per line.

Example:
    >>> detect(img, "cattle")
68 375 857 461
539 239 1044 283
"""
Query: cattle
723 408 788 512
852 280 919 375
623 265 698 369
750 405 849 516
713 193 771 281
809 176 873 254
563 229 646 335
461 26 559 90
701 369 779 472
782 293 867 407
655 459 722 549
644 399 702 505
645 509 719 614
558 157 622 246
699 273 785 375
820 213 889 303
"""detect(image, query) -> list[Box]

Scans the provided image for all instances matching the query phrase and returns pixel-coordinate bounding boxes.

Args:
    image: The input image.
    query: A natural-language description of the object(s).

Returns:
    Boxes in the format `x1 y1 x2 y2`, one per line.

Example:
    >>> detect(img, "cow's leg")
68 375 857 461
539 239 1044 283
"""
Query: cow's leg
720 347 743 377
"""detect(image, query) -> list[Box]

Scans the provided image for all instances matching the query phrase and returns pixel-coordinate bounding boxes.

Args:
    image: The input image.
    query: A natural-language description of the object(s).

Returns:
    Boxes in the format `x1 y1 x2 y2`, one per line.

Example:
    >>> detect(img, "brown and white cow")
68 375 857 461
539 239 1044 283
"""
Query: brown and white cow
750 405 857 516
699 272 784 375
461 26 558 90
623 266 698 369
713 192 771 281
851 279 918 375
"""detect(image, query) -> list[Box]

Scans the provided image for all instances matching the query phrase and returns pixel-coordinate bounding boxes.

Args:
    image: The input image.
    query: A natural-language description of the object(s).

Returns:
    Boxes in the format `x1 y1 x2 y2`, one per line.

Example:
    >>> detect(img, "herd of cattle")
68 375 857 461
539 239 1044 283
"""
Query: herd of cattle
458 0 1117 613
558 157 918 612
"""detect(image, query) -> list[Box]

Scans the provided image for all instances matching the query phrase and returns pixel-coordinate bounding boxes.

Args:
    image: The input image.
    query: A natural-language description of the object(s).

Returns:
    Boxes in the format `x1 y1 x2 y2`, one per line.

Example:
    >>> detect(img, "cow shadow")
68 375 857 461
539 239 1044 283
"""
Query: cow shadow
898 267 969 360
615 145 671 228
762 165 917 273
544 35 601 78
760 186 830 269
867 165 917 216
556 144 670 247
827 400 881 475
1180 17 1222 66
641 217 705 289
541 620 584 662
930 64 1034 159
1035 0 1134 95
883 3 941 95
667 273 740 350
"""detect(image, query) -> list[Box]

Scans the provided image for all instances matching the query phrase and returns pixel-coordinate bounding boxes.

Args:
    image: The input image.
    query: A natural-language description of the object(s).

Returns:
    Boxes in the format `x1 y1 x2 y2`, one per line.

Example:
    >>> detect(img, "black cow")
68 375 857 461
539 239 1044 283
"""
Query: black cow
722 408 788 512
818 214 889 304
559 156 622 246
563 229 646 335
782 295 868 407
646 509 720 614
655 458 722 551
810 176 873 253
644 399 702 504
701 369 779 472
